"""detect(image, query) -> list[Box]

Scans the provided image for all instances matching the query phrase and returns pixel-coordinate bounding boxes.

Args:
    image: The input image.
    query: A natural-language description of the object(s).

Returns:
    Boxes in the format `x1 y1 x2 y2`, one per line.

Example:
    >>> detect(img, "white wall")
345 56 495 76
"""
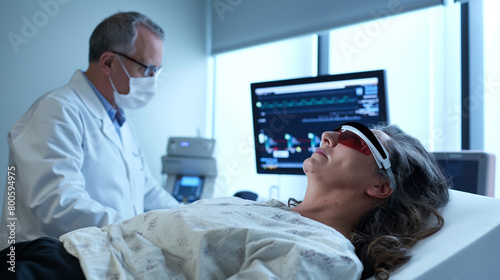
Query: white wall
0 0 208 208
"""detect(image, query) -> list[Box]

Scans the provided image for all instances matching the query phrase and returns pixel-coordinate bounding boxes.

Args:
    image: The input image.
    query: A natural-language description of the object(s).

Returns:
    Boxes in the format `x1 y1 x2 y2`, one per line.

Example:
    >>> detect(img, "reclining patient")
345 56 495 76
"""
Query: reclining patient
0 122 450 280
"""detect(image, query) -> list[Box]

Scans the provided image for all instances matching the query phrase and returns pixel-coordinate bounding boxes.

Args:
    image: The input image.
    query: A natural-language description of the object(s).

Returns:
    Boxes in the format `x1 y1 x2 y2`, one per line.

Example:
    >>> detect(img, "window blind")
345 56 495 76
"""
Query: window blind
211 0 444 54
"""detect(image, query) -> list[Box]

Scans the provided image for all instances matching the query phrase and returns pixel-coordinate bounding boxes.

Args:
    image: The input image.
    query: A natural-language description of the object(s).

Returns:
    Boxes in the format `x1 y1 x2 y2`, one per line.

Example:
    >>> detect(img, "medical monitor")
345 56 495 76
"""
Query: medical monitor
251 70 388 175
433 151 496 197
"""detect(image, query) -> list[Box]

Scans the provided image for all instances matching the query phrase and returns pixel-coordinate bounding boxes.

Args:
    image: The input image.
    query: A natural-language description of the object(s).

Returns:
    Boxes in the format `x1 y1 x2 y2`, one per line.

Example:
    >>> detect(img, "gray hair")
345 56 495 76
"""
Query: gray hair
88 11 164 62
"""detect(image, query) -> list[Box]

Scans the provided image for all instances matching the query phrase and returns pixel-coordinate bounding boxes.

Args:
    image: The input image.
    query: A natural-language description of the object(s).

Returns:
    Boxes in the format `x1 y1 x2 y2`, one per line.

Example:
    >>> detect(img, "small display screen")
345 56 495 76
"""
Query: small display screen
172 175 204 203
437 159 478 194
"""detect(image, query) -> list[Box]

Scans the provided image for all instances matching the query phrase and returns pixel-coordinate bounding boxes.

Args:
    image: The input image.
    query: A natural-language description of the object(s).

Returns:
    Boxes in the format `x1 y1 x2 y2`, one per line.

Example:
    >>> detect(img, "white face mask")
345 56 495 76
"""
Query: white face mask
109 55 157 110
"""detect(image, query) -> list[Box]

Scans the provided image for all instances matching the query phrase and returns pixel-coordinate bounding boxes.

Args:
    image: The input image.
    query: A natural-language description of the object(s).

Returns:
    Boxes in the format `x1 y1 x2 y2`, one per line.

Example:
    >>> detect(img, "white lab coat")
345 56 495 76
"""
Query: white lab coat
0 70 179 246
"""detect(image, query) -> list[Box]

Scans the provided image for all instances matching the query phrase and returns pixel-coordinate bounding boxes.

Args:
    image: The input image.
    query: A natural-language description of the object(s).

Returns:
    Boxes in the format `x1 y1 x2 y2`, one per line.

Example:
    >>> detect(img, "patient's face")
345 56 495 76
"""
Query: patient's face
303 129 388 193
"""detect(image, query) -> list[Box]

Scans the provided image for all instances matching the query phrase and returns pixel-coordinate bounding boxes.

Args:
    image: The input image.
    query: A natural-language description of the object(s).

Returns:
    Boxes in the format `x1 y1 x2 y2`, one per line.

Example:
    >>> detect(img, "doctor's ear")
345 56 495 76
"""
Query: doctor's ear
100 52 115 75
366 179 392 199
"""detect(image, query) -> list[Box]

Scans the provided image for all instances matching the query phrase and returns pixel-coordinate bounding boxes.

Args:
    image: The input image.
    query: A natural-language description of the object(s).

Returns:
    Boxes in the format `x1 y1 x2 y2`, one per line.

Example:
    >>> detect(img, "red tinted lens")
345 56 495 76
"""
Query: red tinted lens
337 130 371 155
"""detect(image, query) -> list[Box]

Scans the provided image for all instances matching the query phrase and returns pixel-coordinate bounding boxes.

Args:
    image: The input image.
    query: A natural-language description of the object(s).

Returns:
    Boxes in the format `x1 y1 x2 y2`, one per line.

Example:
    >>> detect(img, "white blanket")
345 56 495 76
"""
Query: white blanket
60 197 362 280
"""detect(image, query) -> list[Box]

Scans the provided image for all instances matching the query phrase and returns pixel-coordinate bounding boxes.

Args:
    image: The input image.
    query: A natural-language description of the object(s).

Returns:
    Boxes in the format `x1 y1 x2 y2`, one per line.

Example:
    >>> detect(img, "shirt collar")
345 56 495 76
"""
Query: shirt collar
81 70 126 127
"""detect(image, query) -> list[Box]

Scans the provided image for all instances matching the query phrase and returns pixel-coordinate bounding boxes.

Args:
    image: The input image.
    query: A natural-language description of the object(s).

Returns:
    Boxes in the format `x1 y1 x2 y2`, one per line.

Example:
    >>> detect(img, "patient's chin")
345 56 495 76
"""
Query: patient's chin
302 158 316 174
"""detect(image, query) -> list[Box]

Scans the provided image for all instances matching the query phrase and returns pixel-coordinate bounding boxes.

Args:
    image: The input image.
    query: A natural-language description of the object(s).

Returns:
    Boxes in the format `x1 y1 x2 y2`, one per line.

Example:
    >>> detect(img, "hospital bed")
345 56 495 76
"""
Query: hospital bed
2 189 499 279
369 189 500 280
67 189 499 280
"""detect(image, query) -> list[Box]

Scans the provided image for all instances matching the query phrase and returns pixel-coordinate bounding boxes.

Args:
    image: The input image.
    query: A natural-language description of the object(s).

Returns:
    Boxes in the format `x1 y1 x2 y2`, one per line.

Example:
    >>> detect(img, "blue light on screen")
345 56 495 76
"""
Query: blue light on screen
180 176 201 187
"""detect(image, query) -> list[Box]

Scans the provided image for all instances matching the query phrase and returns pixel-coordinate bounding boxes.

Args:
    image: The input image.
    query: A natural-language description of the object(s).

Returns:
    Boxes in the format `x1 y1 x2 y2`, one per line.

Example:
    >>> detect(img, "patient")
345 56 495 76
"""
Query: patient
293 122 450 279
0 122 449 280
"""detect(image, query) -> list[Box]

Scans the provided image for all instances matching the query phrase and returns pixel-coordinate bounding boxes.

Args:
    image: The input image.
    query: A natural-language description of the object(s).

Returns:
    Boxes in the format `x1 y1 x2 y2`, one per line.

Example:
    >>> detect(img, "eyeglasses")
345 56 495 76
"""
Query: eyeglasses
111 51 162 77
334 122 396 191
337 130 372 156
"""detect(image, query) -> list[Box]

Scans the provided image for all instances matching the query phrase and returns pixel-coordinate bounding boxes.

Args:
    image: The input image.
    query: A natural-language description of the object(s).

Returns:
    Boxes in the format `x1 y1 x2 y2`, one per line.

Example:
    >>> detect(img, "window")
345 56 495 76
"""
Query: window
329 5 462 152
212 35 316 199
483 0 500 197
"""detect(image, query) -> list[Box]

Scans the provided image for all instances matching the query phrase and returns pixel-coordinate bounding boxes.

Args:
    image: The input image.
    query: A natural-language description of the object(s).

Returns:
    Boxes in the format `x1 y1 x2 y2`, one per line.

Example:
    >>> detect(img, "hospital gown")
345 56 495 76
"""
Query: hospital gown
60 197 363 280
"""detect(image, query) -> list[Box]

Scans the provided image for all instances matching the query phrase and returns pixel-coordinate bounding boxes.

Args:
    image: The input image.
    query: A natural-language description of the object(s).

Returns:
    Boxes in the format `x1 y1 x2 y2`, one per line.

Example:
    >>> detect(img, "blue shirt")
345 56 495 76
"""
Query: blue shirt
81 71 126 139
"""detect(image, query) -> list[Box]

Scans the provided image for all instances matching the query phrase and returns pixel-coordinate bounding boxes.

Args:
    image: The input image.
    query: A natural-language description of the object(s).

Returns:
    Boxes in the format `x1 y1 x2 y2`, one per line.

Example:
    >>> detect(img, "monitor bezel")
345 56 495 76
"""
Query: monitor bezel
250 69 388 175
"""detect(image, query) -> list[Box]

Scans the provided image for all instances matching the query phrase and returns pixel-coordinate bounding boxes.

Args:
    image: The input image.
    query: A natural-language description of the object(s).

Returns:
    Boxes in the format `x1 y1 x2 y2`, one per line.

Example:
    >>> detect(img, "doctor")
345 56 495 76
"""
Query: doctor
0 12 179 245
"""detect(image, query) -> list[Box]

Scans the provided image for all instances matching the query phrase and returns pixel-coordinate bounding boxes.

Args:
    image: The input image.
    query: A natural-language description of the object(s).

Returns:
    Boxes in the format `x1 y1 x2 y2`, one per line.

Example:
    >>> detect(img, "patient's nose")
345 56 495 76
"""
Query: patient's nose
321 131 339 147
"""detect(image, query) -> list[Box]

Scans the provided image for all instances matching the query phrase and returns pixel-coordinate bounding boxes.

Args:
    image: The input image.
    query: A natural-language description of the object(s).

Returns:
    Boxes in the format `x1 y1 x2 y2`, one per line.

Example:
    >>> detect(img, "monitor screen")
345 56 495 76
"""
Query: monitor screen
172 175 205 203
250 70 388 175
436 159 479 194
433 151 496 196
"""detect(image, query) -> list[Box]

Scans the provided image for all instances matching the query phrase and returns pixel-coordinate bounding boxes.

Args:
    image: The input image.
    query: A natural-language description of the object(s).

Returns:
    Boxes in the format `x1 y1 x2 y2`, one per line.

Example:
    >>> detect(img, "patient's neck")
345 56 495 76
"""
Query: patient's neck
290 185 374 238
291 200 354 237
